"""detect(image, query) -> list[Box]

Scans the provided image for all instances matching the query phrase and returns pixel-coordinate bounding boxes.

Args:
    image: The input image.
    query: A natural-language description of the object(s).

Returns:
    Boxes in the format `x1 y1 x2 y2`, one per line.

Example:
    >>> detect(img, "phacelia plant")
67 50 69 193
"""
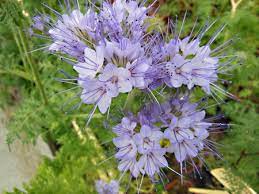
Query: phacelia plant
30 0 237 193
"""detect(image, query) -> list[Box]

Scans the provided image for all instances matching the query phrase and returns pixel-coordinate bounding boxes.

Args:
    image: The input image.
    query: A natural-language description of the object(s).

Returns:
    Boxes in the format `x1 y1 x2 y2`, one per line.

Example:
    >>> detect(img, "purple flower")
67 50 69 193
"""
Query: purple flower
152 21 229 95
112 117 137 137
164 116 194 145
133 125 163 154
100 0 148 41
163 99 211 163
111 95 225 185
31 15 48 31
160 41 218 93
118 157 142 178
138 101 172 127
172 140 199 162
31 2 233 187
163 54 191 88
102 38 150 89
74 36 151 113
98 63 133 93
113 109 174 179
80 78 118 114
48 9 100 61
181 38 217 93
113 116 168 179
101 0 125 24
95 179 119 194
79 9 99 39
74 46 104 79
104 39 144 66
133 125 167 177
49 40 86 61
113 135 137 159
138 149 168 177
124 1 147 24
126 58 150 89
170 98 198 117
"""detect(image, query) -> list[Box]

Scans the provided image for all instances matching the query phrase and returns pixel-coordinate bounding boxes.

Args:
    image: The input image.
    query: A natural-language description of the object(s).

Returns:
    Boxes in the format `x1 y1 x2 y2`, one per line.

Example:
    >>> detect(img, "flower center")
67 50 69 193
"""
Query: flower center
111 75 119 83
143 137 152 149
175 68 181 74
174 127 181 132
143 137 150 144
160 138 171 148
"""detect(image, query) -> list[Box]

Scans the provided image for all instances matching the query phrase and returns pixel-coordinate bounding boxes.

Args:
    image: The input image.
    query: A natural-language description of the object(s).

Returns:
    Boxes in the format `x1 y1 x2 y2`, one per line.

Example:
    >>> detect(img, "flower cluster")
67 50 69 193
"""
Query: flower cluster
31 0 152 115
30 0 233 117
31 0 235 192
156 37 219 94
95 179 119 194
113 97 219 180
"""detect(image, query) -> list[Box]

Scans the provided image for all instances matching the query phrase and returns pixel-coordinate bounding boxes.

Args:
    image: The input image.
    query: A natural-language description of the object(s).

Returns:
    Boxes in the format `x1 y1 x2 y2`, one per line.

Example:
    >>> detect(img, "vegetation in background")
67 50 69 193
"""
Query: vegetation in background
0 0 258 193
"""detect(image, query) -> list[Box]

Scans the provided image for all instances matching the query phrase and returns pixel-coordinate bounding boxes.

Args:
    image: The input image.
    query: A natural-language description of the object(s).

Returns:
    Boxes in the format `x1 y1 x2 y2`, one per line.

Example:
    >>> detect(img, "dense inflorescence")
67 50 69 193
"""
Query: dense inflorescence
30 0 235 193
113 97 224 179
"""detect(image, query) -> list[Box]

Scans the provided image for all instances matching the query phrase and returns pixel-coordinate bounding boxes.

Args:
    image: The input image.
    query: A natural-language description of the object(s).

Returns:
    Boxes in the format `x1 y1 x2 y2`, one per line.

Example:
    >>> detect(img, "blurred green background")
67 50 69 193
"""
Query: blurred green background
0 0 258 193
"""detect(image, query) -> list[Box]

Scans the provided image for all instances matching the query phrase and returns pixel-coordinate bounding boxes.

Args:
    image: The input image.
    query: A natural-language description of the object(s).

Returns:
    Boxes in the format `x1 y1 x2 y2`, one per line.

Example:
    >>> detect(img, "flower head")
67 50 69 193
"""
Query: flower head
160 37 219 94
147 19 234 97
112 96 223 182
32 1 154 116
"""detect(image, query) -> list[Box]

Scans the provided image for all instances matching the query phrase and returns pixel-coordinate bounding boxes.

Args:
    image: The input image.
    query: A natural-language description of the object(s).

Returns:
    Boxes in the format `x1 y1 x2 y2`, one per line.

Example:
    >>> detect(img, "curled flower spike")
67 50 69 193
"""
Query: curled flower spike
30 0 156 118
31 0 236 121
111 95 227 190
147 17 238 101
160 36 219 94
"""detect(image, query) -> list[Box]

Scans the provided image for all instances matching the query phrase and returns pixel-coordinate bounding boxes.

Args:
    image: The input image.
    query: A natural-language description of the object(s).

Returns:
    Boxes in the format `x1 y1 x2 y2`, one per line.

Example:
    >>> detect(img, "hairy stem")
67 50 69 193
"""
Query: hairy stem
16 27 57 155
17 27 48 105
12 28 30 73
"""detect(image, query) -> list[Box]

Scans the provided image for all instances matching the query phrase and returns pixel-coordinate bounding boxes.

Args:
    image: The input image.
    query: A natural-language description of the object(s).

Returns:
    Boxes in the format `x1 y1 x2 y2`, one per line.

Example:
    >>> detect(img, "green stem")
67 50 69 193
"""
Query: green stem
15 27 57 155
17 27 48 105
12 27 30 73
